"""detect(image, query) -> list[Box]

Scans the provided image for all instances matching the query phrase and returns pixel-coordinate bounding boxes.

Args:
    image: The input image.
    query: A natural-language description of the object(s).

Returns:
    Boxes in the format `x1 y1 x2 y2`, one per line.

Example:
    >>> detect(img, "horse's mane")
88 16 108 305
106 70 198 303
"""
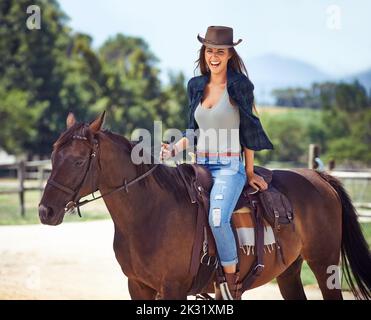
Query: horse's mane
102 129 193 202
53 124 192 202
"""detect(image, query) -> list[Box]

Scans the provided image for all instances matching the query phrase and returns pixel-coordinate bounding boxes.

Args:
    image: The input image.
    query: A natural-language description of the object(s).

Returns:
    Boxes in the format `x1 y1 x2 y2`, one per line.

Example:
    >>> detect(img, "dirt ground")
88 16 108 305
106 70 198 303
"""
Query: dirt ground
0 220 353 300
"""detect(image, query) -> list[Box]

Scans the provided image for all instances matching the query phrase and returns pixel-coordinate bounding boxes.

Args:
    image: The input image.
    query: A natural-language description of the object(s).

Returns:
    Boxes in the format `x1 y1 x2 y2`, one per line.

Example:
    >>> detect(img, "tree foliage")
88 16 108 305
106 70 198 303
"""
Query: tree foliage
0 0 187 158
268 80 371 165
0 0 369 166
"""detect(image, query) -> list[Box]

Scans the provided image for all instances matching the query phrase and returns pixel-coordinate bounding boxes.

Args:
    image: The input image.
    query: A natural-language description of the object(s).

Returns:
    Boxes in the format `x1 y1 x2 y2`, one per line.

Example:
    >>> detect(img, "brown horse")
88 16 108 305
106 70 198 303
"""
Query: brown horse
39 112 371 300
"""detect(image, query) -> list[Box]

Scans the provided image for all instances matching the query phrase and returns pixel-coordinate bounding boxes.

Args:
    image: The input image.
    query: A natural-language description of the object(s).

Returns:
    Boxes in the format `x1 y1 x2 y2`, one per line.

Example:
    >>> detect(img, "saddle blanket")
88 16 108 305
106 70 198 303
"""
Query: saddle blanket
232 206 276 255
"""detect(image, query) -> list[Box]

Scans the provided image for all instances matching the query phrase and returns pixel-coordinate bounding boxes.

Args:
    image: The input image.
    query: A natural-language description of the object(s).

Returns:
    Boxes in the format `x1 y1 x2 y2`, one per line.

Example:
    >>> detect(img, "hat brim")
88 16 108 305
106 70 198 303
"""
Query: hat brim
197 34 242 48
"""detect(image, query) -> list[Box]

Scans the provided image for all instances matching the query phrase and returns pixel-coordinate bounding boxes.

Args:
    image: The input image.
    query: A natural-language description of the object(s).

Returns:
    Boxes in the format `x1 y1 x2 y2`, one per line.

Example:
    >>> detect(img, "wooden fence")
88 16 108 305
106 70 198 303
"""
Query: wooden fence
331 170 371 218
0 160 51 216
0 160 370 218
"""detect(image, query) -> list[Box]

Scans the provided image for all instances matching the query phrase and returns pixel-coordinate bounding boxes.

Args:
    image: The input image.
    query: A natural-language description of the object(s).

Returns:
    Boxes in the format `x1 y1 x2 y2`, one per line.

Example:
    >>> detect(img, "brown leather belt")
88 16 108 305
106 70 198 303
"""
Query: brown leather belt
196 151 240 157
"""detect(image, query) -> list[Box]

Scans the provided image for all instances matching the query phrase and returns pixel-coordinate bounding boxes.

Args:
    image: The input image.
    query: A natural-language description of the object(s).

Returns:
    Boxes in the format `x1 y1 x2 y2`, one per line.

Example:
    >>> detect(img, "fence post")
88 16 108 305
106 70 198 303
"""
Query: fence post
38 164 45 197
308 144 316 169
18 160 25 217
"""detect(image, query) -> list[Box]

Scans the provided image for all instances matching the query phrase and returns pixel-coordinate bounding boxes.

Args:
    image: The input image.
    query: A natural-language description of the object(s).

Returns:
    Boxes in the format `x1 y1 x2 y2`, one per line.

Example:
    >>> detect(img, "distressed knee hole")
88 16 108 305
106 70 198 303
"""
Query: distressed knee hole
214 193 224 200
211 208 221 227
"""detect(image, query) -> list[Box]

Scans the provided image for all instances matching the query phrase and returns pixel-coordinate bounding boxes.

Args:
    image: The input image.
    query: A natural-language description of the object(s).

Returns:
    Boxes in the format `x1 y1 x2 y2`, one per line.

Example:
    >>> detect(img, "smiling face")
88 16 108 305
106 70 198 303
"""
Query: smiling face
204 46 232 75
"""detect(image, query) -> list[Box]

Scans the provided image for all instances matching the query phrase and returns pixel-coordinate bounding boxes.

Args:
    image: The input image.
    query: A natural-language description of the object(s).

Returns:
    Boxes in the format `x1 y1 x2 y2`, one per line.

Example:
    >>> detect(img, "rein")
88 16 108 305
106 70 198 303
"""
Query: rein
46 128 159 217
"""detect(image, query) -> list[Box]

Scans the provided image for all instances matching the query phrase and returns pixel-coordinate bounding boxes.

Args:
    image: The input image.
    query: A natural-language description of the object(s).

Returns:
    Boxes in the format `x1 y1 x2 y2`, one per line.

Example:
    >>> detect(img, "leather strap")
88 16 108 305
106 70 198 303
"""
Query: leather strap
198 188 216 257
175 164 204 276
196 151 240 157
47 179 75 195
176 165 197 203
190 197 206 276
240 193 265 291
176 163 216 277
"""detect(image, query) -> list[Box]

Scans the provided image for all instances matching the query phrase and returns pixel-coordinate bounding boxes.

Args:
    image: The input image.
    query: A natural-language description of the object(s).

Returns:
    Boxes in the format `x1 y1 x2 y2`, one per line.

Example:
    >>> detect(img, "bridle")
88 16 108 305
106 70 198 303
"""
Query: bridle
44 127 159 217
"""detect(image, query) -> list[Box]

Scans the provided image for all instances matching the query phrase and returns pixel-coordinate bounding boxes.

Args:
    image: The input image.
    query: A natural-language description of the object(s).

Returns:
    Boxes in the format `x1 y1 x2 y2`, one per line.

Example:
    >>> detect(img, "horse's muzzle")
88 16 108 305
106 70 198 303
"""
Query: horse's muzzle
38 204 63 226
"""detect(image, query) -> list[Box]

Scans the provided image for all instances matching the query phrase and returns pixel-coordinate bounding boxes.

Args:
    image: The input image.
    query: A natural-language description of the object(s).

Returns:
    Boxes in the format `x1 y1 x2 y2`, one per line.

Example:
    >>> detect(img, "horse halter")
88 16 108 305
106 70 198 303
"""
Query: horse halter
45 131 100 217
44 127 159 217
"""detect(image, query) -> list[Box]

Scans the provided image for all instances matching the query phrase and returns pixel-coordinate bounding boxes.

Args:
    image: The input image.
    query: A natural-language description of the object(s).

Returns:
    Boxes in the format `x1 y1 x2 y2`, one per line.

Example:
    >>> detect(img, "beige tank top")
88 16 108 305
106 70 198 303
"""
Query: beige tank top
194 87 241 153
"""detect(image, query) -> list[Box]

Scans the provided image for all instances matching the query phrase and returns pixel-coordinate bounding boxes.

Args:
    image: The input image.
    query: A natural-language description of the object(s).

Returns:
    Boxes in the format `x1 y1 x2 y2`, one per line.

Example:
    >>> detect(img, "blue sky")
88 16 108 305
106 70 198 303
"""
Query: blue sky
59 0 371 82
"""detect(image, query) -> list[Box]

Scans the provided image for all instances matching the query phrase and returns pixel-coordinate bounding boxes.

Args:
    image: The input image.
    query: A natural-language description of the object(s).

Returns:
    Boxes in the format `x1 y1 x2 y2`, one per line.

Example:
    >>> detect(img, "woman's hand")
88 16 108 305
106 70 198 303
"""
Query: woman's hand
247 171 268 191
159 143 178 161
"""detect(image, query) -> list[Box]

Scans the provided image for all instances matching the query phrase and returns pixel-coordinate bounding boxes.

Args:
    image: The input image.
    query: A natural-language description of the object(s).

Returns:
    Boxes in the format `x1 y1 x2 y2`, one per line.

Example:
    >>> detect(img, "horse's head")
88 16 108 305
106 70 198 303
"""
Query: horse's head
39 112 105 226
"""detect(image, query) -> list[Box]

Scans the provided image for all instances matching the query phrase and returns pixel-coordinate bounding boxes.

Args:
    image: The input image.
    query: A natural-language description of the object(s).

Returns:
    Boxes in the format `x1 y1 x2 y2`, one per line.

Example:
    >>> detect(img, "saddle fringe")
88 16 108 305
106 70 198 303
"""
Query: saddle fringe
240 243 276 256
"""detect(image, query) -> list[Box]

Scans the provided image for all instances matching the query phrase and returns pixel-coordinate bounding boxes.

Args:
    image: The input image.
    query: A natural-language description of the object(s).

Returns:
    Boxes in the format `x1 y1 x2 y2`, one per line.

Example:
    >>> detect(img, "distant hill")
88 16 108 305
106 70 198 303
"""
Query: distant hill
246 53 333 104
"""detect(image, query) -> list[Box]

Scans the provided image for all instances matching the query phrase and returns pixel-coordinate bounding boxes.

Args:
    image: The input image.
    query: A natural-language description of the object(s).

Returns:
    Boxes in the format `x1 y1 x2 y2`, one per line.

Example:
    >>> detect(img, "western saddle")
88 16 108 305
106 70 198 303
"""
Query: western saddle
175 162 294 298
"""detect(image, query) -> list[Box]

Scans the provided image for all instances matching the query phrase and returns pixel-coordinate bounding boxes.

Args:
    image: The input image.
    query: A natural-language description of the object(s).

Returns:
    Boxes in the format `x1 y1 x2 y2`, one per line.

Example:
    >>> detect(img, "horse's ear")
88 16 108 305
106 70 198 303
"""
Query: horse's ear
66 112 77 129
89 111 106 134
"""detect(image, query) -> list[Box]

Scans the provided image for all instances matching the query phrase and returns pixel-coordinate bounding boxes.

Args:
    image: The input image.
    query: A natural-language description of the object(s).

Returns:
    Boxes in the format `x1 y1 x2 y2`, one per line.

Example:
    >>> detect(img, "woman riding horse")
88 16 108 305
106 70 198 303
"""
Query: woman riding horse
160 25 274 299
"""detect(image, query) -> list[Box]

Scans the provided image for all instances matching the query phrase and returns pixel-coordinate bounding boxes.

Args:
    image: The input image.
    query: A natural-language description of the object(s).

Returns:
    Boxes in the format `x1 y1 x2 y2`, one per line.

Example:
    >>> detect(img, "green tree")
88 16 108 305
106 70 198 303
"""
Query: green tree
259 110 323 164
0 0 105 156
272 87 321 109
160 71 188 130
95 34 187 140
0 85 46 154
320 81 370 164
1 0 71 156
0 1 191 159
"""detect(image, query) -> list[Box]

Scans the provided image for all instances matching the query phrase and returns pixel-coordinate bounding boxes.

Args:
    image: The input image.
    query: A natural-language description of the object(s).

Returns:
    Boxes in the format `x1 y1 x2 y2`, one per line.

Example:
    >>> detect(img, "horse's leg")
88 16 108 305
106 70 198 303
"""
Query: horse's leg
302 225 343 300
128 278 158 300
306 260 343 300
158 281 188 300
276 255 307 300
274 169 343 300
300 202 343 299
300 214 343 300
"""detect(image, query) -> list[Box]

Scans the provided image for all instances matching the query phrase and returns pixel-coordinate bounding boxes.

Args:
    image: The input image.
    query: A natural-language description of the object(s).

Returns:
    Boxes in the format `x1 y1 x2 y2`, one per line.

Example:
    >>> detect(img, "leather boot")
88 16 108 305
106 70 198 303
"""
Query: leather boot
224 272 242 300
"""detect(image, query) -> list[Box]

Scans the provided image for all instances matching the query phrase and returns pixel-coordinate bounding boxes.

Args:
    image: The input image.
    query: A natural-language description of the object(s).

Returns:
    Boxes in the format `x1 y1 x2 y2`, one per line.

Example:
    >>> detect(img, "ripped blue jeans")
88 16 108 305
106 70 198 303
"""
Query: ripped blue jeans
196 155 247 266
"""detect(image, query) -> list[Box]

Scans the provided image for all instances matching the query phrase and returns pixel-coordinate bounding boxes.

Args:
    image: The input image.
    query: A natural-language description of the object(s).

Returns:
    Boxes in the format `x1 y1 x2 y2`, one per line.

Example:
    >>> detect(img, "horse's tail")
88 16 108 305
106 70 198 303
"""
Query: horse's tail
317 171 371 300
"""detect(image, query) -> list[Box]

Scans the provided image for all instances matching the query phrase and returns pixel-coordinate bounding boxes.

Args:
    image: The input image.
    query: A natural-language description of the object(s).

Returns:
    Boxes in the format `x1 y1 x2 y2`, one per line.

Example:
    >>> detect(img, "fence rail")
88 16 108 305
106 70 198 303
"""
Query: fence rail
0 160 370 218
0 160 51 216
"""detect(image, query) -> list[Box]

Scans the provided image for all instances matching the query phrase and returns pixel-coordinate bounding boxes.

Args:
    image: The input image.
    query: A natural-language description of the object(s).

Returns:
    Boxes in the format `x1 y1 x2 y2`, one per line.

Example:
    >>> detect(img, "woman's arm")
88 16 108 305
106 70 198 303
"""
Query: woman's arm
174 137 189 153
244 147 254 177
160 137 189 160
243 147 268 191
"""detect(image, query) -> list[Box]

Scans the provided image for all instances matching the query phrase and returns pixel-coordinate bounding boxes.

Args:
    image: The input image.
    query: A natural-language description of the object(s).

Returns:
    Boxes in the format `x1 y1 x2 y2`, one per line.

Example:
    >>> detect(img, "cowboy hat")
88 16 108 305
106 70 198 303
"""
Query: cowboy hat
197 26 242 48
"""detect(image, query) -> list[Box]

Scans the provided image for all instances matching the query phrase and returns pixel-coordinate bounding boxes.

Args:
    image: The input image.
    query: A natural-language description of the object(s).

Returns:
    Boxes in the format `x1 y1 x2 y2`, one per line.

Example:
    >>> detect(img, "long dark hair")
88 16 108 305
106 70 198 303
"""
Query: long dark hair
194 45 259 116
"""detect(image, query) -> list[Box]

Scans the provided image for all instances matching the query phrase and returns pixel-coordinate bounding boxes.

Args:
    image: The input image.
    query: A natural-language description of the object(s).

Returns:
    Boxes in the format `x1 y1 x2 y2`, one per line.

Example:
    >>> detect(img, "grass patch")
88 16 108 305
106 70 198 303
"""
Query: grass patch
0 188 109 225
360 222 371 244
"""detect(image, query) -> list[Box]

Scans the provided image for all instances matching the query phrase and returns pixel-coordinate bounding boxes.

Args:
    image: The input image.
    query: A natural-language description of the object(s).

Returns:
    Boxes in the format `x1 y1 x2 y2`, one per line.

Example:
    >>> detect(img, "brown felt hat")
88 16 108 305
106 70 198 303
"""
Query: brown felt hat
197 26 242 48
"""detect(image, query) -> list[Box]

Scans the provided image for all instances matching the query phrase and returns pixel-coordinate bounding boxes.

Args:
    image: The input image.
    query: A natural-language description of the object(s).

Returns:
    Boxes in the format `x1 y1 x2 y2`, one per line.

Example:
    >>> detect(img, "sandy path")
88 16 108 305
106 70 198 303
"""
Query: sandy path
0 220 353 300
